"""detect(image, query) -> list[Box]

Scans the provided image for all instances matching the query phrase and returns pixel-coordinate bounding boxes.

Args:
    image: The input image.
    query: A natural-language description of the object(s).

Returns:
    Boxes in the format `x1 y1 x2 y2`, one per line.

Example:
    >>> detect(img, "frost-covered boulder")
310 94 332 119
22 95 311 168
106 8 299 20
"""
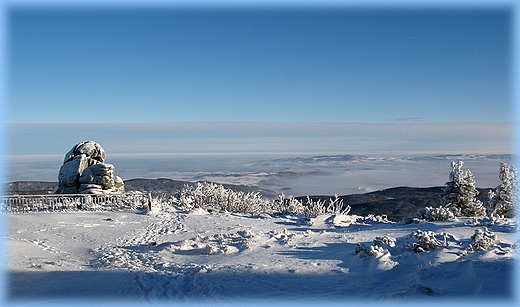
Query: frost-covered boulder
57 154 90 194
64 140 106 164
79 163 115 189
57 141 124 194
113 176 125 193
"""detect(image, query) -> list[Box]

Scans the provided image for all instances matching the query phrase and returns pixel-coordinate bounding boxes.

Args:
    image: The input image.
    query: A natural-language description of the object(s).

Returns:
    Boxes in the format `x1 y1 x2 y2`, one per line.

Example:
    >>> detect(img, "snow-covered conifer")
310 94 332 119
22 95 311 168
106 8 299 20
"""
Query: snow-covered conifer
440 161 486 217
488 162 516 218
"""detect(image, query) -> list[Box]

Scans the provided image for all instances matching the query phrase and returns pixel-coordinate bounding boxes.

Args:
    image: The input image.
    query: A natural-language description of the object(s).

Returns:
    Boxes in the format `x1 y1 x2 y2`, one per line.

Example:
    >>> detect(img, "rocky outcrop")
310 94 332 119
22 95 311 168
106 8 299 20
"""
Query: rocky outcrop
56 141 124 194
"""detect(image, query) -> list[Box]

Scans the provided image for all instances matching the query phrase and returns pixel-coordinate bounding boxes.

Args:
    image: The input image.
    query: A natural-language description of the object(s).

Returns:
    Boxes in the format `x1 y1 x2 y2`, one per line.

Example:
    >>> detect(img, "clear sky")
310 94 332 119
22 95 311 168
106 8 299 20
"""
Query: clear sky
2 2 515 158
7 3 512 124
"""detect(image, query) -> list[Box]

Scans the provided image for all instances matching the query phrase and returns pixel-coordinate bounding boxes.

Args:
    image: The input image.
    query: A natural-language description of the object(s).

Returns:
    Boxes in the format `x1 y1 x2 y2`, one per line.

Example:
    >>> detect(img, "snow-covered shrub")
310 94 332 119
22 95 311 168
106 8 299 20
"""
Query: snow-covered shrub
179 183 352 217
409 206 456 222
487 162 517 218
373 235 396 249
276 194 351 218
303 196 326 217
464 215 507 227
303 195 350 217
409 230 450 253
440 161 486 217
355 243 388 258
274 193 305 216
355 235 396 257
326 195 351 216
178 182 270 214
303 195 327 217
460 227 498 256
146 193 177 213
401 216 420 224
225 190 268 214
358 214 393 224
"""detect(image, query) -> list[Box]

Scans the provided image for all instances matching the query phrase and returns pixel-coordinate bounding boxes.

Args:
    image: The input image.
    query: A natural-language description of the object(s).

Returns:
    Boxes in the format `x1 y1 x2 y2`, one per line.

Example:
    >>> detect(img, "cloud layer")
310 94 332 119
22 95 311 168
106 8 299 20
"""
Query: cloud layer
6 122 513 156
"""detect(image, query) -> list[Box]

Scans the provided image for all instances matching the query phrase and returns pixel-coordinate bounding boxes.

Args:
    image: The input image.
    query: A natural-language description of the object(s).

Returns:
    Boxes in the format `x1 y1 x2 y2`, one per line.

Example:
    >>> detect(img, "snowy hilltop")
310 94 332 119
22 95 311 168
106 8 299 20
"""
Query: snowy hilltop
5 169 519 304
4 155 519 304
6 198 517 302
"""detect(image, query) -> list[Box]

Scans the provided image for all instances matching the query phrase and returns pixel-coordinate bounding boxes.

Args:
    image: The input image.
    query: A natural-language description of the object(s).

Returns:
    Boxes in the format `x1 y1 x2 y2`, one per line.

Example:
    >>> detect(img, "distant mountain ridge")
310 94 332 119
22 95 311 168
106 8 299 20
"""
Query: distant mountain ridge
4 179 493 222
270 154 513 164
270 155 359 163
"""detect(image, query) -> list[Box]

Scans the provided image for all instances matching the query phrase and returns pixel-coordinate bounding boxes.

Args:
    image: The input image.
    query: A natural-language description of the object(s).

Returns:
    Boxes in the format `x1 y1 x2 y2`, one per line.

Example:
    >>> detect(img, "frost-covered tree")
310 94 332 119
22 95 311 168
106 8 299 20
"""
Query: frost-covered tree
440 161 486 217
487 162 516 218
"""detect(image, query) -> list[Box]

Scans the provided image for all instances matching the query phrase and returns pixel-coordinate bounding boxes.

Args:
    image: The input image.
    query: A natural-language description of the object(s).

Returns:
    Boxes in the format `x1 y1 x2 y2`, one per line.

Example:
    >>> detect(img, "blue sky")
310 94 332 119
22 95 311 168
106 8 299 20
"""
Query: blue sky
7 4 512 123
3 2 515 157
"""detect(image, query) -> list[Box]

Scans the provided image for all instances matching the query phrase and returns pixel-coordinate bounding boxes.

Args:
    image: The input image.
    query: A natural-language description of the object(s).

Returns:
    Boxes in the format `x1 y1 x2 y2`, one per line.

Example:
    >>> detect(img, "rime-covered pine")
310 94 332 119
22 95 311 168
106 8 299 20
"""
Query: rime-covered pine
440 161 486 217
488 162 517 218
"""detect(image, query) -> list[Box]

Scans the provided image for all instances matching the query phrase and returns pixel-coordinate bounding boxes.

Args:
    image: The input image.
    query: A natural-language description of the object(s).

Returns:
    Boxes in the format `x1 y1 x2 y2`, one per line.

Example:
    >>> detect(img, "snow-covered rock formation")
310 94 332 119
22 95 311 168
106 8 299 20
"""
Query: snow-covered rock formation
56 141 124 194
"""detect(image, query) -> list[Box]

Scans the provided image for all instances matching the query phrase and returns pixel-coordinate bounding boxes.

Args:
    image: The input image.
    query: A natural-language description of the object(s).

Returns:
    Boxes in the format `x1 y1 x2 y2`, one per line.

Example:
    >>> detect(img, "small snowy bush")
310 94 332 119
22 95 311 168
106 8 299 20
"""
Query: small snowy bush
326 195 351 216
355 235 396 257
373 235 397 249
460 227 498 256
355 243 388 258
276 194 351 218
274 193 305 216
409 230 450 253
303 196 326 217
464 215 507 227
357 214 393 224
406 206 456 223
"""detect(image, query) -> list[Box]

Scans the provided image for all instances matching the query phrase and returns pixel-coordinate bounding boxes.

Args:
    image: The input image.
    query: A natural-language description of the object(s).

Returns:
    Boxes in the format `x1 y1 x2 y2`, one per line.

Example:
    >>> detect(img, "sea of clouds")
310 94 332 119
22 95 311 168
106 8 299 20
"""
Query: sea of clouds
5 153 514 198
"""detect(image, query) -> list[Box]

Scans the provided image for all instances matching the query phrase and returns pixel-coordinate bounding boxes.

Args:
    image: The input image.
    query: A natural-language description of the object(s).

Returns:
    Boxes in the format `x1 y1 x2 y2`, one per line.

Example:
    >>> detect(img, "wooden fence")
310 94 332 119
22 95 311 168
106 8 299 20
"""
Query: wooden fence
0 193 152 214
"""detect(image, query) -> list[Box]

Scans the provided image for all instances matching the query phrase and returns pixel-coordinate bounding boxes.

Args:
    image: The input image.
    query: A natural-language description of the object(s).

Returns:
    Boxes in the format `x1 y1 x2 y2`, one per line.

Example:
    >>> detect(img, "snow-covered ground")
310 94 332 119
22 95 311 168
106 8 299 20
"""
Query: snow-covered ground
4 199 518 305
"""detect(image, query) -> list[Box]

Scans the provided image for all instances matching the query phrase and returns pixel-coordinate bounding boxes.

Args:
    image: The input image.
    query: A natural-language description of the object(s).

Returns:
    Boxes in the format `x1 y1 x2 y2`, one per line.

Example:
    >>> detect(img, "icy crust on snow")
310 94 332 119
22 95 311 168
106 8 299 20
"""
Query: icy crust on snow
6 202 518 302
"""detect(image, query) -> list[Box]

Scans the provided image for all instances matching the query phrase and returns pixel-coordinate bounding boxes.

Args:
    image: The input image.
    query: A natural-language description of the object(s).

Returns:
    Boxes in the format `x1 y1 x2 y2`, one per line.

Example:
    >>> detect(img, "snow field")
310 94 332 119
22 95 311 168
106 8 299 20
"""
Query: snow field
5 199 518 303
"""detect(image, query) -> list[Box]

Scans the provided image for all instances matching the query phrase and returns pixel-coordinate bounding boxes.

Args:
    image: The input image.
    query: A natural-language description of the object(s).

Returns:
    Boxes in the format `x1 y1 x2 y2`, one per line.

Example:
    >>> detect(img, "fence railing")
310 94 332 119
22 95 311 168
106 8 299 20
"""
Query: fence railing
1 193 152 214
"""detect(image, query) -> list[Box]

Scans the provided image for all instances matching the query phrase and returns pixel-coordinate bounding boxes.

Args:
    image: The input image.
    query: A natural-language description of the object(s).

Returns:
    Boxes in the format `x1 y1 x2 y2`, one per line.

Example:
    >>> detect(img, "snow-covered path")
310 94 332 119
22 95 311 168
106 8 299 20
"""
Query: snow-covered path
4 202 518 304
